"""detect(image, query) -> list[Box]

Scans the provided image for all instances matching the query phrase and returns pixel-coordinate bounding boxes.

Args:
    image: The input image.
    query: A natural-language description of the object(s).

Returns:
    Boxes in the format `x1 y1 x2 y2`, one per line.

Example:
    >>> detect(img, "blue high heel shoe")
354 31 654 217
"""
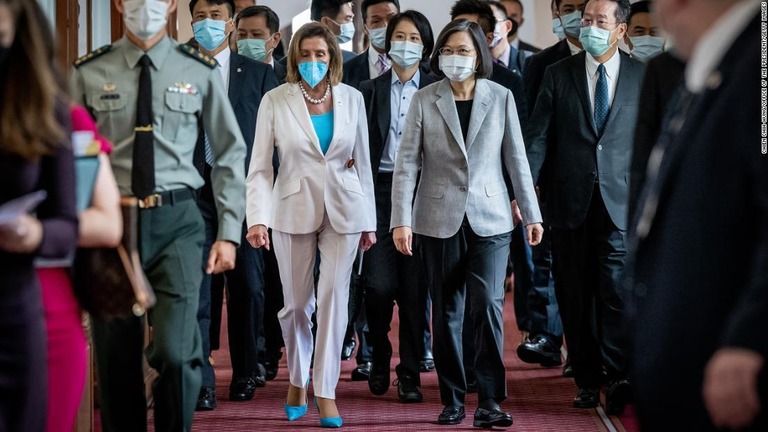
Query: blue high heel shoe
315 397 343 428
284 378 311 421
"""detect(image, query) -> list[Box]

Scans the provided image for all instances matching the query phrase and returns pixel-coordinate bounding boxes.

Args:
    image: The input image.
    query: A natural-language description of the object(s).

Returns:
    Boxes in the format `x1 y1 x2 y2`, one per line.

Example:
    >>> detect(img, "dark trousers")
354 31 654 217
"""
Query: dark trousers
363 174 426 380
420 219 511 407
0 265 48 432
511 225 562 343
94 198 205 432
197 176 265 386
551 186 627 389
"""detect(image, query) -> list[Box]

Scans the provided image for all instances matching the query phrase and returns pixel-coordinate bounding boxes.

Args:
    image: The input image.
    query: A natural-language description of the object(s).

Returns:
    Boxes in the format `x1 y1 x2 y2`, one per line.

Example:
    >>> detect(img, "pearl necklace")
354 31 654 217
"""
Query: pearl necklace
299 79 331 104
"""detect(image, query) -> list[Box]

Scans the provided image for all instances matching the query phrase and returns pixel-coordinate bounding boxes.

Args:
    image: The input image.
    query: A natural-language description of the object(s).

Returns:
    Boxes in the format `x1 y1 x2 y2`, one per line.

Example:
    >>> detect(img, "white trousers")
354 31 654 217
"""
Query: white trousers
272 213 360 399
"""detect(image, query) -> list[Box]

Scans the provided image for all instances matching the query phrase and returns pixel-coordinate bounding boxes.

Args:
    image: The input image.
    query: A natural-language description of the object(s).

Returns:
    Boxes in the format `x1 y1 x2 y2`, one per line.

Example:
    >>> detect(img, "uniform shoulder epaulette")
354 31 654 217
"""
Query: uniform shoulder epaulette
73 44 111 68
178 44 217 68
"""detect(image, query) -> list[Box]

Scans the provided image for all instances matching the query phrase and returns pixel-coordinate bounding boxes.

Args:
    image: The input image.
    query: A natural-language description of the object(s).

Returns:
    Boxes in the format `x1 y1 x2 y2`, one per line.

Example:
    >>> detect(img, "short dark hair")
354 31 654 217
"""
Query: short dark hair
450 0 496 35
311 0 349 22
501 0 523 15
384 10 434 63
189 0 235 17
584 0 632 24
361 0 401 21
236 5 280 33
430 19 493 80
628 0 650 25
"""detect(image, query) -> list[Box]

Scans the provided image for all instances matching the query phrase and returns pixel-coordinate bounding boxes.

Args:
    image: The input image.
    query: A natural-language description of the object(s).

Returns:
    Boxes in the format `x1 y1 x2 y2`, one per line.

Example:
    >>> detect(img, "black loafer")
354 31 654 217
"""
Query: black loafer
253 363 267 388
264 360 279 381
395 375 423 403
196 386 217 411
516 336 562 367
368 363 390 395
351 361 372 381
573 388 599 408
473 407 513 428
605 379 632 415
438 406 465 425
419 358 435 372
229 376 257 401
341 338 356 361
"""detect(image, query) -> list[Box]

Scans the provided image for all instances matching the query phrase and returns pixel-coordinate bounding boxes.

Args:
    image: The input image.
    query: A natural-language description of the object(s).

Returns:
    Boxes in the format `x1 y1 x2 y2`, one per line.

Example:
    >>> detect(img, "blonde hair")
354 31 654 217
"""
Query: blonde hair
285 22 343 86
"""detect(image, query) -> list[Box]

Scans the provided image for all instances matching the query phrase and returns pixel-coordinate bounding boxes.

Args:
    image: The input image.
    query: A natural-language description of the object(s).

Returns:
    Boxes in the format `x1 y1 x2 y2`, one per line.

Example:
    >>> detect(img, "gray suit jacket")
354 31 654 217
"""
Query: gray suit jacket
390 78 542 238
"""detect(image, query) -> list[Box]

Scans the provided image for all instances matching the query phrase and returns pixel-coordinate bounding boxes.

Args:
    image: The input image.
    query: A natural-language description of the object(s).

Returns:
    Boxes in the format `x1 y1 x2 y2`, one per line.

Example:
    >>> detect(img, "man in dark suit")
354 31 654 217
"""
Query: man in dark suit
189 0 280 411
628 1 766 430
342 0 400 89
235 5 287 83
526 0 642 415
358 10 435 404
500 0 540 53
487 1 532 77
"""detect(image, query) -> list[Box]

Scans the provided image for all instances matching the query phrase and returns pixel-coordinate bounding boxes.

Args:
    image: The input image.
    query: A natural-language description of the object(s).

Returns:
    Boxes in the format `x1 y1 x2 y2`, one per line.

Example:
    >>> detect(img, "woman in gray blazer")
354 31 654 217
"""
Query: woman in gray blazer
390 19 543 428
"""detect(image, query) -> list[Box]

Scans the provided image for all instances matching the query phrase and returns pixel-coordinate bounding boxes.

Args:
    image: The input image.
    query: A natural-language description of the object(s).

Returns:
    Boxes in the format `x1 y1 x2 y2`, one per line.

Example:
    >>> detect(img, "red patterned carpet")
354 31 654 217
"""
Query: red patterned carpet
140 292 640 431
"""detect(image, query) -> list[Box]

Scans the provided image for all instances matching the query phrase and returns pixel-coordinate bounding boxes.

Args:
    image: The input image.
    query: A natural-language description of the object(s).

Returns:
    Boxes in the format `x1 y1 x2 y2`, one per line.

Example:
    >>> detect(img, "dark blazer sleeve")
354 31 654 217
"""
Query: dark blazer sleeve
260 63 280 95
36 106 78 258
525 65 556 186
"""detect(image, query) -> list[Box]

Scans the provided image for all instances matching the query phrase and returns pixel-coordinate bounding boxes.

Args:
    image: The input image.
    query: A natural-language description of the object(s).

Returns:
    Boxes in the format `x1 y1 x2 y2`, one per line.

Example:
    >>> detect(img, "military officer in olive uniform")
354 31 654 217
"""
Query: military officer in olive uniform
68 0 246 431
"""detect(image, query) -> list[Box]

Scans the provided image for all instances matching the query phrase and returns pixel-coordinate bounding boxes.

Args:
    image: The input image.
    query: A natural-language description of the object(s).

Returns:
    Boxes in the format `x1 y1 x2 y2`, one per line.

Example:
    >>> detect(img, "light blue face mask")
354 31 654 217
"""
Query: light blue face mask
193 18 229 51
388 40 423 68
337 22 355 44
629 35 665 62
237 38 272 62
552 17 566 40
579 25 615 57
368 27 388 50
560 11 582 38
298 61 328 89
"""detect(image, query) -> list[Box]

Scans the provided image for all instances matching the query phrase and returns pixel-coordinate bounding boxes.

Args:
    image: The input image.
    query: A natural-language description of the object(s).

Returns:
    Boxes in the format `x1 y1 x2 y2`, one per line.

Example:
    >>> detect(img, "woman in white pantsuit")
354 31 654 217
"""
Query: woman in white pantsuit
245 22 376 429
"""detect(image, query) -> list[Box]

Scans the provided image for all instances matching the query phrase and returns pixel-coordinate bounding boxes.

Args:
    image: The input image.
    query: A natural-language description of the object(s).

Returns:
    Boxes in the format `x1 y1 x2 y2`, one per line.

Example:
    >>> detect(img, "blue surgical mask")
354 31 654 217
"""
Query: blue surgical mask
193 18 230 52
629 35 665 62
560 11 582 38
579 25 615 57
337 22 355 44
388 41 423 68
368 27 387 50
298 61 328 89
237 38 272 62
552 17 566 40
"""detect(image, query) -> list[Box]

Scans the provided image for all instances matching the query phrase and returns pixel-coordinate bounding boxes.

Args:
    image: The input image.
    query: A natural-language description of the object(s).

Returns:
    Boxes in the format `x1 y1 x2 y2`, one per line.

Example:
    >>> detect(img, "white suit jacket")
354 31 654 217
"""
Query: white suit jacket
390 78 542 238
246 82 376 234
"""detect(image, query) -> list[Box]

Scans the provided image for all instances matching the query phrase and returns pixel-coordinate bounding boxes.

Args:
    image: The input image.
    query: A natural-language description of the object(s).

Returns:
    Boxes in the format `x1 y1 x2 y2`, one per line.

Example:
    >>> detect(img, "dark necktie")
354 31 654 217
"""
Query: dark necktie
594 64 609 136
132 54 155 198
509 45 520 70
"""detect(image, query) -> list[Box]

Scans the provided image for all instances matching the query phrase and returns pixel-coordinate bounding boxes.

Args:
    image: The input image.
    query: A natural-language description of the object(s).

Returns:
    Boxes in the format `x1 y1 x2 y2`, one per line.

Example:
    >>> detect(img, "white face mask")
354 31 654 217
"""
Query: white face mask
490 22 504 49
439 55 476 82
124 0 169 40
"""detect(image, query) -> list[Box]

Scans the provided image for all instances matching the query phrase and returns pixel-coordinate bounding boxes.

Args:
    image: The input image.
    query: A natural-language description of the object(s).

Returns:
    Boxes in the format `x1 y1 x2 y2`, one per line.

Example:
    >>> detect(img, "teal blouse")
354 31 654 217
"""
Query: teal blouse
310 110 334 155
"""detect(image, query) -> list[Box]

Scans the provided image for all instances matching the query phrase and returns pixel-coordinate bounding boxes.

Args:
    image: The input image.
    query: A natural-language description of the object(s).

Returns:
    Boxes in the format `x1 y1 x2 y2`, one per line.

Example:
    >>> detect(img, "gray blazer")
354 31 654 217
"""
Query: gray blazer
390 78 542 239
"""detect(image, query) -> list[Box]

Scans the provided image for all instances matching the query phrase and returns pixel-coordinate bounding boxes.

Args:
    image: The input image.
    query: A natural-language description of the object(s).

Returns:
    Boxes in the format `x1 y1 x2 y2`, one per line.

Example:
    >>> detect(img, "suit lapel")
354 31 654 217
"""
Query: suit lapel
600 54 633 136
228 54 244 109
434 79 467 156
329 85 349 155
375 72 391 147
285 84 322 155
465 79 491 150
570 52 597 135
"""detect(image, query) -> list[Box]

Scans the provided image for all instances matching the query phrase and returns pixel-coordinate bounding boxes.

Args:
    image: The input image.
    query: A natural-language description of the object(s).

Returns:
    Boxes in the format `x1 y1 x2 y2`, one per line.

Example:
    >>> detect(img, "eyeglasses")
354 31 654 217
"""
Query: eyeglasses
579 18 619 29
439 46 475 56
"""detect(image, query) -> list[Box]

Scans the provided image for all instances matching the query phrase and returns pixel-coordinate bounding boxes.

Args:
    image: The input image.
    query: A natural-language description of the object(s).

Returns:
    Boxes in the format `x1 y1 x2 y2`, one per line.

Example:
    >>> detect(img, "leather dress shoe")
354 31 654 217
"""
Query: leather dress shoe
351 361 372 381
395 375 423 403
605 379 632 415
516 336 562 367
253 363 267 387
573 388 599 408
473 407 513 428
341 338 356 361
368 363 390 395
437 406 465 425
196 386 216 411
264 360 279 381
229 377 257 401
419 357 435 372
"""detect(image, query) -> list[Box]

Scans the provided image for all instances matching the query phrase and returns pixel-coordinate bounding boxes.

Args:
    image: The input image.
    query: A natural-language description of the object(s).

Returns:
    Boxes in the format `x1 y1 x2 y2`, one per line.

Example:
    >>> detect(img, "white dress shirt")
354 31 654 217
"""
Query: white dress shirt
686 0 758 94
567 39 582 56
585 48 621 113
368 47 391 79
214 47 231 89
496 43 511 68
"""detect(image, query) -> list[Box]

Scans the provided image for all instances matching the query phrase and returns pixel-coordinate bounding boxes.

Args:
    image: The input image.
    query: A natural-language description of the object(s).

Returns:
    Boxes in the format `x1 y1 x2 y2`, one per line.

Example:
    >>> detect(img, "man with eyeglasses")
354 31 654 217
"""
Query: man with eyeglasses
526 0 642 416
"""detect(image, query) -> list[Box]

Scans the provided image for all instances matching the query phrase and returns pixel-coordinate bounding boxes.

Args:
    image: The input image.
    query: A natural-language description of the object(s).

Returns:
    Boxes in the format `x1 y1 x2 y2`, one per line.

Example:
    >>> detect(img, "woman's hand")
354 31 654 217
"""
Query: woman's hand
526 223 544 247
246 224 270 250
0 214 43 254
359 231 377 251
393 226 413 256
